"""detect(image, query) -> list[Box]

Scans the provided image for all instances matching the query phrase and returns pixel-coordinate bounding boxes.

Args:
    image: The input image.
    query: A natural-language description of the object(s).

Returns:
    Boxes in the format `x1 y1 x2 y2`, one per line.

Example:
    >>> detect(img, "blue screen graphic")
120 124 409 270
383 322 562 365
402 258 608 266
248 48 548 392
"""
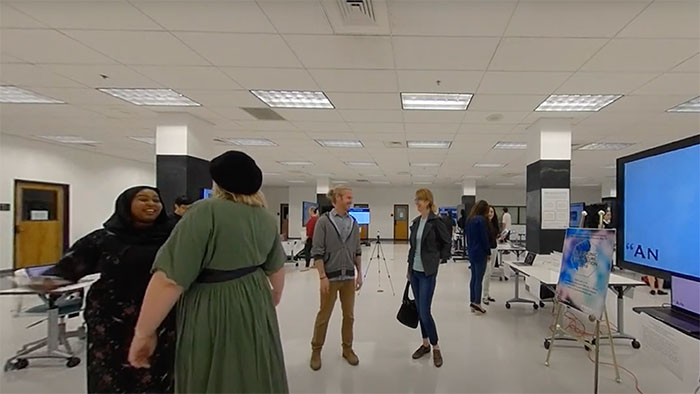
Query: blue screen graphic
624 144 700 279
570 202 584 228
349 208 370 225
202 188 213 199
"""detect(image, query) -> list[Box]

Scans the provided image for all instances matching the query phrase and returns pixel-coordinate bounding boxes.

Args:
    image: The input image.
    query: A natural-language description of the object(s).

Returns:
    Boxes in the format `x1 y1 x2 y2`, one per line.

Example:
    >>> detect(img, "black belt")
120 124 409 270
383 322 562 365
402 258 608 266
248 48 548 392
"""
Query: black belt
196 265 262 284
326 268 355 279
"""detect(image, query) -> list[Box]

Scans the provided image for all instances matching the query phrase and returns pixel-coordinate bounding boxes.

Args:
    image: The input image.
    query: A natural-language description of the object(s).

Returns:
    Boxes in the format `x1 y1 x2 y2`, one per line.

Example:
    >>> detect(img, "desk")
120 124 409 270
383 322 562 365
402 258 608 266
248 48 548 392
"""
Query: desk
502 261 646 348
496 243 526 281
1 275 98 370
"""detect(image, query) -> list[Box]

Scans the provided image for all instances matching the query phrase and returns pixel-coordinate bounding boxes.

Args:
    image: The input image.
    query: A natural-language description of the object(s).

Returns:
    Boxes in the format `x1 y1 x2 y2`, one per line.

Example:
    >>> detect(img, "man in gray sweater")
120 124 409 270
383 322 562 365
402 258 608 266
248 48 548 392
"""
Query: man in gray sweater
310 186 363 371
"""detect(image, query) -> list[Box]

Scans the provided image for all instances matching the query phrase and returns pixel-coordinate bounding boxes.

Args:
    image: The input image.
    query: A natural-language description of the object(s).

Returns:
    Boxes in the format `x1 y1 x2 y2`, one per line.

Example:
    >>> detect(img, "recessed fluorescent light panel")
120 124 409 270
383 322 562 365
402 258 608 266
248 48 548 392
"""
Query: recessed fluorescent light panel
38 135 99 144
345 161 377 167
251 90 334 109
474 163 506 168
407 141 452 149
288 180 306 184
535 94 622 112
667 96 700 112
129 136 155 145
413 181 433 185
493 141 527 150
372 180 391 184
577 142 634 151
401 92 473 110
215 138 277 147
410 162 441 167
316 139 363 148
98 88 200 106
279 161 313 166
0 86 64 103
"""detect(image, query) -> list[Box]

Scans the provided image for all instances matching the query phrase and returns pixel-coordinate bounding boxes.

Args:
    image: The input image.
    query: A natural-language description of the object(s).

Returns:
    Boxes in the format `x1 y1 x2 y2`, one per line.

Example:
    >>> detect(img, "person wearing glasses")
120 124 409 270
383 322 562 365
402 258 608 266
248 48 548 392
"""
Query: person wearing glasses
407 189 452 367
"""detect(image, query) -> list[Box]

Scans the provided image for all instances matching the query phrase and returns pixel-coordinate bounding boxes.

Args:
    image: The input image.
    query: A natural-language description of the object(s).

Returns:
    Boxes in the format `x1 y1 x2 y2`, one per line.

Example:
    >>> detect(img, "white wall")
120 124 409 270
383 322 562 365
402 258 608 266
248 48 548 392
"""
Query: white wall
260 185 288 232
0 135 155 270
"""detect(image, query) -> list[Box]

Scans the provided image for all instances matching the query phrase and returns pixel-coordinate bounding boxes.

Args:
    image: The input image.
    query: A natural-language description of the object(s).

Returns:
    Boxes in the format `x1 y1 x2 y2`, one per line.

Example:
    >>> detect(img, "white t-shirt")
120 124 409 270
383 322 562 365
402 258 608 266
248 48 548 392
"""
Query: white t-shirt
502 212 512 230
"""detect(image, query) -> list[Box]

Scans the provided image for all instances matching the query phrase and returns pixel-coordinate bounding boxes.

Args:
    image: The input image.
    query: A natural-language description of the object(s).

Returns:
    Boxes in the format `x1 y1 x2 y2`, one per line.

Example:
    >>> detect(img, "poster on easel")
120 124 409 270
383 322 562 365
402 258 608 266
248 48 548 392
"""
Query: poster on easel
556 228 615 320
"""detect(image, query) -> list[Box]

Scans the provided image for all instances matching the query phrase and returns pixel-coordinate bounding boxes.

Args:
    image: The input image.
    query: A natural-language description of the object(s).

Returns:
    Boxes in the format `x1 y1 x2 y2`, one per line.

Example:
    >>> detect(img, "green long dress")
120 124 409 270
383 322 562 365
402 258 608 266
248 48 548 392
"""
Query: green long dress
153 198 288 394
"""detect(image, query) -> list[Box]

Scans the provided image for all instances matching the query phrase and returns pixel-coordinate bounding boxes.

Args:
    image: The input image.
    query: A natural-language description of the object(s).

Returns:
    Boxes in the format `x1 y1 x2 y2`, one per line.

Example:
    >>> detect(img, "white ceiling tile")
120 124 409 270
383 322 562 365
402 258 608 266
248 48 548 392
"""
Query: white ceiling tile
236 120 299 131
133 66 241 90
309 69 398 92
175 32 301 67
402 111 466 123
396 70 482 93
273 109 344 122
673 54 699 73
348 122 405 133
463 112 530 124
285 35 394 69
392 37 499 70
582 39 699 72
478 71 572 94
632 73 700 95
11 1 161 30
293 121 351 132
0 4 47 28
132 0 275 33
491 38 607 72
619 1 700 38
506 1 646 37
0 63 84 88
388 1 515 36
404 123 460 133
458 123 517 135
1 29 114 64
557 72 658 94
339 110 403 122
326 93 399 110
468 95 546 112
222 67 319 90
66 30 208 66
257 0 333 34
605 94 697 112
355 132 405 142
41 64 159 88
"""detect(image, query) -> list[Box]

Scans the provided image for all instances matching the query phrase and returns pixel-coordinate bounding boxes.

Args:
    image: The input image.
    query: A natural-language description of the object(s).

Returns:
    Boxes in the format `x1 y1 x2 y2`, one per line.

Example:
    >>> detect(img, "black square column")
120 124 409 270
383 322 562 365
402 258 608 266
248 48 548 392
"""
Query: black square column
157 155 212 215
526 160 570 254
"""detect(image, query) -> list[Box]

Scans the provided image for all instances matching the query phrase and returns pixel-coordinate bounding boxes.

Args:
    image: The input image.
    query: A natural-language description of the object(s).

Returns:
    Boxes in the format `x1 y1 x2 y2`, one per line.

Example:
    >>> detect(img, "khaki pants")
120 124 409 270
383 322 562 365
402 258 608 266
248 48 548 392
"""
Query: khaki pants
311 279 355 351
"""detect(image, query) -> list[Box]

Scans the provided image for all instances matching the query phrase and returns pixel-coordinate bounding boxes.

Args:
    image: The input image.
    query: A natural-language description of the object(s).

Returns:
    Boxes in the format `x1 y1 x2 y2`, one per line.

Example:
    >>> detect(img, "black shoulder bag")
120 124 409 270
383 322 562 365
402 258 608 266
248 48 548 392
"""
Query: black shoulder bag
396 281 418 329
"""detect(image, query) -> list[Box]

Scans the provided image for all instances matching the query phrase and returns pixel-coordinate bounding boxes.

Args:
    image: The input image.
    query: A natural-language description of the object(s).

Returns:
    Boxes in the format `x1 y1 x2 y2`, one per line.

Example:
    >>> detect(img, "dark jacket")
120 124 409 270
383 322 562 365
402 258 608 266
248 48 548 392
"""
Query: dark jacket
466 215 491 264
440 214 455 234
487 219 498 249
407 212 452 277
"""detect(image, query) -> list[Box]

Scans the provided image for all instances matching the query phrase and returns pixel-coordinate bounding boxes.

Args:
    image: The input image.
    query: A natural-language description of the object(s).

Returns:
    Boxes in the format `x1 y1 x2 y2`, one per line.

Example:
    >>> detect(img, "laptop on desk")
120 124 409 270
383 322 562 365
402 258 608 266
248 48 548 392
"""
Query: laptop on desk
514 252 536 266
634 276 700 339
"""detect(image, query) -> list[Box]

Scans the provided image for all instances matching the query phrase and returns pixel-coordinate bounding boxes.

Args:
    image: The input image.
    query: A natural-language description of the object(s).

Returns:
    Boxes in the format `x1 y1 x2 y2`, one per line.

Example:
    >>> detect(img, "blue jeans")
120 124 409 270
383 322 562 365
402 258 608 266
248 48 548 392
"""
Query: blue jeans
470 258 487 304
410 270 439 346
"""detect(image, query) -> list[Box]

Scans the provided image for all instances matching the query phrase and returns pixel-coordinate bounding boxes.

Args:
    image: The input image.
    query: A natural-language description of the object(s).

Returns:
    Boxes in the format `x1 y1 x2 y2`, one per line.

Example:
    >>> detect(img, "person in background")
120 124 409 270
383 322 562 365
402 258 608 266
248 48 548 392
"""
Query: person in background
457 209 466 231
172 195 193 223
466 200 491 314
439 211 455 263
407 189 452 368
602 210 613 229
482 206 500 305
309 186 363 371
501 207 512 241
302 207 319 271
45 186 175 393
648 277 668 296
128 151 288 393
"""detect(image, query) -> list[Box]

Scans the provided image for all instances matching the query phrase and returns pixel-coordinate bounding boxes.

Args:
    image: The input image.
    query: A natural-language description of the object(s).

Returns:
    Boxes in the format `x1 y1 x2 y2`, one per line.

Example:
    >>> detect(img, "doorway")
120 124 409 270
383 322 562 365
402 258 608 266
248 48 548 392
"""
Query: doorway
14 180 69 269
280 203 289 240
393 204 409 240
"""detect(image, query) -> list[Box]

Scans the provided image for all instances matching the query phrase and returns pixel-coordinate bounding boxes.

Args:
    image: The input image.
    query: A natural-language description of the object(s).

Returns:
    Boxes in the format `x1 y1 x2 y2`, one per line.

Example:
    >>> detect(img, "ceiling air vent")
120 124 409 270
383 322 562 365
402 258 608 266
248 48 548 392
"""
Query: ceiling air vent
241 107 285 121
323 0 390 35
384 141 406 148
338 0 375 24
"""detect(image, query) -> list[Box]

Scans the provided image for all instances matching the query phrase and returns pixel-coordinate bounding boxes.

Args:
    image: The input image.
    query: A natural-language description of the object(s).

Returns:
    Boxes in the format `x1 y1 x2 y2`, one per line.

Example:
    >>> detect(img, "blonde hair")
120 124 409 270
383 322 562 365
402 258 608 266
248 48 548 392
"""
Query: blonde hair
213 183 266 208
415 188 437 213
327 186 352 204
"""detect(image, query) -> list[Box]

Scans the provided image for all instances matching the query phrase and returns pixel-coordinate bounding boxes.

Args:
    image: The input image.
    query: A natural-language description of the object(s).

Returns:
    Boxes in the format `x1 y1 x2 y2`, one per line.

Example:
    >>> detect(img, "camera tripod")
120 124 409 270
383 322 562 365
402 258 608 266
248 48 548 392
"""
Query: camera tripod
362 234 395 295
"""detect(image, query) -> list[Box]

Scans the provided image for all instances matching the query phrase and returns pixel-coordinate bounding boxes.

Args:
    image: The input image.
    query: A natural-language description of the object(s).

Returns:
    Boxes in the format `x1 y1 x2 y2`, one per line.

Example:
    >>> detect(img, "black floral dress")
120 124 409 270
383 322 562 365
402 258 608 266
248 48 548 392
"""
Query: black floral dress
51 229 175 393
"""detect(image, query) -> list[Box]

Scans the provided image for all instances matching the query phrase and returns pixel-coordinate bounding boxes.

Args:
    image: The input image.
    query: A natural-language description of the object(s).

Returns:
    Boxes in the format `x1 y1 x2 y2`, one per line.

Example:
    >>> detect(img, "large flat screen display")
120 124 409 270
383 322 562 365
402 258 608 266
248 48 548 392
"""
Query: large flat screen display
570 202 584 228
618 135 700 280
348 208 370 225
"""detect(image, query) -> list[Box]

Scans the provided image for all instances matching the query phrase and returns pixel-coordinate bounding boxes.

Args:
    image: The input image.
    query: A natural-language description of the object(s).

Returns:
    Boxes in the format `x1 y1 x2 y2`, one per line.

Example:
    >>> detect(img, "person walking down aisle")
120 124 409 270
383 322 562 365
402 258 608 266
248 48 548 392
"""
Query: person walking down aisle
309 186 363 371
408 189 452 368
466 200 491 314
128 151 288 394
501 207 512 241
302 207 319 271
45 186 175 393
483 206 500 305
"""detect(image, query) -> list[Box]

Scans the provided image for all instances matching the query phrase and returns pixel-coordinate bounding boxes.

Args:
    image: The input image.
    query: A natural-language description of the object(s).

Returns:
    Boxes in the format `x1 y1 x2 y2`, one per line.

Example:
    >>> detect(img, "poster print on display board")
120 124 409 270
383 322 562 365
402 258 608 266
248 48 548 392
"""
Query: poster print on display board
556 228 615 320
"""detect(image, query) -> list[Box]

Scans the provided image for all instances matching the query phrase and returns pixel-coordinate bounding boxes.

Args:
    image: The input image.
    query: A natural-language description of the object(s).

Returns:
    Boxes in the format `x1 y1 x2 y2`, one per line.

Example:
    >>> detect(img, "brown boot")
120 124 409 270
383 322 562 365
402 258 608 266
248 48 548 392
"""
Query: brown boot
433 348 443 368
412 345 431 360
342 348 359 366
310 350 322 371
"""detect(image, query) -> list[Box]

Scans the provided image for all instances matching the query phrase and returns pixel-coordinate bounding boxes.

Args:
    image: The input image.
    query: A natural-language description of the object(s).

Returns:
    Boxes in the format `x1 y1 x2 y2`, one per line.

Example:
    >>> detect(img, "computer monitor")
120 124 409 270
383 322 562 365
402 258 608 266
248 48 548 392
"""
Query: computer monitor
202 188 213 199
672 276 700 317
570 202 585 228
617 135 700 280
439 206 458 221
348 208 370 225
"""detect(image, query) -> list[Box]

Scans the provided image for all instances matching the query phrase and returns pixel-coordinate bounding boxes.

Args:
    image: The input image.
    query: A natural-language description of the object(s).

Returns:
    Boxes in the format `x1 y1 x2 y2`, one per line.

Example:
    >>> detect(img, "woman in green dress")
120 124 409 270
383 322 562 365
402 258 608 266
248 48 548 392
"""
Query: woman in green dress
128 151 288 393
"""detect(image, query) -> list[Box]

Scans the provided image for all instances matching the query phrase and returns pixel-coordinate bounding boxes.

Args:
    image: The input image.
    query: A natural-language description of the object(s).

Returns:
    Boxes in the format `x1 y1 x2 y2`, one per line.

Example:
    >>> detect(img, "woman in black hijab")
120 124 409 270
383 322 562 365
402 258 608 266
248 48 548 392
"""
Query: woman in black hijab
47 186 175 393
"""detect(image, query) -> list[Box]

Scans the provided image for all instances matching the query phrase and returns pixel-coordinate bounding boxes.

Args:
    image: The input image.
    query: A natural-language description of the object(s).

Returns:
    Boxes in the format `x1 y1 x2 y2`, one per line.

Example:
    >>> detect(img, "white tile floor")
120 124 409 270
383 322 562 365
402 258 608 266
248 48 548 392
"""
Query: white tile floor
0 242 688 393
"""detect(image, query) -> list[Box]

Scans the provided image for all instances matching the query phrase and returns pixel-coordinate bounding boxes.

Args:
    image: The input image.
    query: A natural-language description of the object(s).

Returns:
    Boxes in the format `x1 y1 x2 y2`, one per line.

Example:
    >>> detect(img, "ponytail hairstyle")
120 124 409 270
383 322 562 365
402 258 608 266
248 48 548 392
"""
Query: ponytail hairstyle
415 188 438 213
327 186 352 205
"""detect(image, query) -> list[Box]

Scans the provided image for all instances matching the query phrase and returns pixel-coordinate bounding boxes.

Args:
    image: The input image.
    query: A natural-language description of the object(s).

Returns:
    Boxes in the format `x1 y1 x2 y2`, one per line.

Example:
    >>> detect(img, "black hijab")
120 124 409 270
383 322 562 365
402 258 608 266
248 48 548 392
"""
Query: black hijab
103 186 173 245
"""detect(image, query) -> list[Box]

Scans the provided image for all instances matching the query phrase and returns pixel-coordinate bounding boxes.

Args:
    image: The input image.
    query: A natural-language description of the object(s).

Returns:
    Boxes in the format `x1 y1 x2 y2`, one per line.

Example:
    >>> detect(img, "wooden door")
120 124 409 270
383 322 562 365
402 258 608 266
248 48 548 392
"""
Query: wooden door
280 203 289 240
15 181 68 269
393 204 409 240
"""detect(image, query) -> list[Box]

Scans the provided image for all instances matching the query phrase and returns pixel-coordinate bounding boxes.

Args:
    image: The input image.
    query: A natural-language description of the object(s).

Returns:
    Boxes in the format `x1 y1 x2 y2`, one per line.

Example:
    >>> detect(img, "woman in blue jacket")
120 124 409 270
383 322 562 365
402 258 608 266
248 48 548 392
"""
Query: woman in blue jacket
466 200 491 314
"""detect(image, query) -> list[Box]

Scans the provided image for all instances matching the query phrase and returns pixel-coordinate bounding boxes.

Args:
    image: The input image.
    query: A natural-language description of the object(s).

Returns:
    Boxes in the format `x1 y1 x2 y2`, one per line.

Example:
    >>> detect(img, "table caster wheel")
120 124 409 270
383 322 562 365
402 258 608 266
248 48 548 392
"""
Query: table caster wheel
539 301 546 308
544 340 551 349
631 340 641 349
66 357 80 368
505 303 511 309
499 277 503 281
533 303 539 310
504 276 509 281
7 358 29 371
584 344 591 351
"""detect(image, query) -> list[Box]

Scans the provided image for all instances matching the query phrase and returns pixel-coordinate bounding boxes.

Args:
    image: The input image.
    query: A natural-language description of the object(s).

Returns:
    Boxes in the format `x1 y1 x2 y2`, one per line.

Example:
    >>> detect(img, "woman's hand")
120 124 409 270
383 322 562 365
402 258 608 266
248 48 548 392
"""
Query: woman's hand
128 331 157 369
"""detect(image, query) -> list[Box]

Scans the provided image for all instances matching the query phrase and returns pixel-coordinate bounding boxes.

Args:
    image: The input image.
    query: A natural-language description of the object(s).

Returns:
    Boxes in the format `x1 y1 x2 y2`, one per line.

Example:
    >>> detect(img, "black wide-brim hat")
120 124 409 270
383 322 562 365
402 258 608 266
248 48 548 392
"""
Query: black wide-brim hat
210 151 263 195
